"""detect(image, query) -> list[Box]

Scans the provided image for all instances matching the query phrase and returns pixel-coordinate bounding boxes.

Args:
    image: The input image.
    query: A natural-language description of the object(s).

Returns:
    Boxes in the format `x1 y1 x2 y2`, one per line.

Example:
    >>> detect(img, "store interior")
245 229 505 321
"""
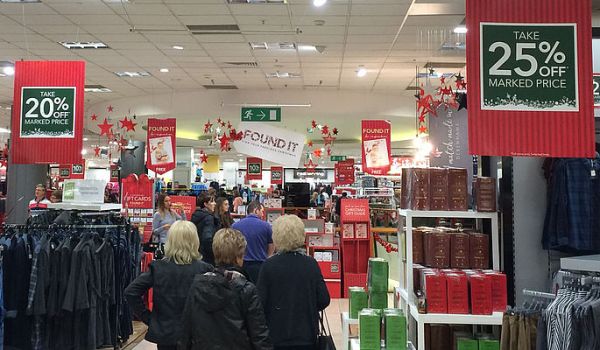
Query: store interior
0 0 600 350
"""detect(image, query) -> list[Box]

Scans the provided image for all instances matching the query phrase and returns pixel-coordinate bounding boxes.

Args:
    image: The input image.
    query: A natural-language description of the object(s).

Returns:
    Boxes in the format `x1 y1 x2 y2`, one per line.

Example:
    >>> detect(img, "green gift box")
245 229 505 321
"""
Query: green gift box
384 309 406 350
368 258 389 292
359 309 381 350
457 338 478 350
349 287 368 319
369 291 388 310
478 339 500 350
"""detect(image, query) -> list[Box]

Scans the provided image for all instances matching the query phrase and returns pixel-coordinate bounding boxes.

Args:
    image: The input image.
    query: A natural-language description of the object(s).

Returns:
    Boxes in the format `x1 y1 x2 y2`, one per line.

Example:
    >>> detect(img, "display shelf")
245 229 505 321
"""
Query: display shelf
560 254 600 272
341 312 359 350
408 302 503 325
349 339 416 350
398 209 497 219
47 202 122 211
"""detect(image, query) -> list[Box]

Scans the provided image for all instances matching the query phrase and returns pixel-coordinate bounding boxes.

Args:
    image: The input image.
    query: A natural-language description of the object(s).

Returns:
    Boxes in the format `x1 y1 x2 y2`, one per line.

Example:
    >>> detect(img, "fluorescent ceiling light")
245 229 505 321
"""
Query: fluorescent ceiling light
0 0 40 3
453 26 467 34
160 68 169 73
266 72 301 79
227 0 287 3
60 41 109 49
81 149 88 155
85 85 112 93
0 127 11 133
313 0 327 7
83 138 89 141
356 66 367 78
172 45 184 50
114 71 151 77
297 44 317 52
2 67 14 76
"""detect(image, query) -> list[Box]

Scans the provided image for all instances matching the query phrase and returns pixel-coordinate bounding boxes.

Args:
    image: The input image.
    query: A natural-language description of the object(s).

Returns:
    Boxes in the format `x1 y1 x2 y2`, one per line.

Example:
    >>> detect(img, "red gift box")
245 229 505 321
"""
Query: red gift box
424 272 447 314
485 271 507 312
468 274 493 315
446 273 469 314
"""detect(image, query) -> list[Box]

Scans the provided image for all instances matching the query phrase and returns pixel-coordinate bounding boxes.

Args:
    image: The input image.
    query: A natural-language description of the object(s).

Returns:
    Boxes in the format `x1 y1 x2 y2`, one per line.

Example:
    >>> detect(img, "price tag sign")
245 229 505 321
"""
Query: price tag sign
20 87 76 138
594 74 600 107
248 163 261 174
481 23 577 111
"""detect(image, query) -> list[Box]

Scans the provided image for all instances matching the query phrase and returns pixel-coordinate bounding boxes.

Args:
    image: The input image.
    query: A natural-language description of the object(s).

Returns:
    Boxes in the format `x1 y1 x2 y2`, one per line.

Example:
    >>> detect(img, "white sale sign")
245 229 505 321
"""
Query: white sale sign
234 122 305 167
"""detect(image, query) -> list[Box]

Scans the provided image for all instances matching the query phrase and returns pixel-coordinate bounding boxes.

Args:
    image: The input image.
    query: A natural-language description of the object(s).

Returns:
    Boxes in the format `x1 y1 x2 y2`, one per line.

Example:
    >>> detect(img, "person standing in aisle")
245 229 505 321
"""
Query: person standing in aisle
232 187 244 213
152 194 186 244
232 201 274 283
257 215 330 350
191 192 218 266
178 228 273 350
29 183 51 211
50 190 62 203
215 197 233 229
125 221 213 350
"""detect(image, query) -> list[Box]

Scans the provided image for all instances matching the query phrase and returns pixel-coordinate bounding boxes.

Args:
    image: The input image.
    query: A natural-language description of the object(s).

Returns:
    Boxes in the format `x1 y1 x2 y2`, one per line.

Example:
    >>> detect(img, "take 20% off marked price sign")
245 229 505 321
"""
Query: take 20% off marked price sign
20 87 75 138
481 23 577 111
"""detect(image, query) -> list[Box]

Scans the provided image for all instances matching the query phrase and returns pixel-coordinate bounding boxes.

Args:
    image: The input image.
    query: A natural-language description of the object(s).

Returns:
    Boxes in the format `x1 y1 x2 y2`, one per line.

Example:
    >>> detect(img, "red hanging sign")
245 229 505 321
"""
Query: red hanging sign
466 0 594 157
247 157 263 180
110 164 119 182
11 61 85 164
70 161 85 179
146 118 176 175
170 196 197 219
271 166 283 185
335 159 355 186
58 164 71 179
340 198 370 222
122 174 154 242
361 120 391 175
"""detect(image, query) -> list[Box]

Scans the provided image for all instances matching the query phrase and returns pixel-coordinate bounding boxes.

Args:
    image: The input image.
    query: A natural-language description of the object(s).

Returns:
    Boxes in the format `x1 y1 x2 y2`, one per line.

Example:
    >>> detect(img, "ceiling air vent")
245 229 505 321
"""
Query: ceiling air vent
187 24 241 35
202 85 238 90
223 62 259 68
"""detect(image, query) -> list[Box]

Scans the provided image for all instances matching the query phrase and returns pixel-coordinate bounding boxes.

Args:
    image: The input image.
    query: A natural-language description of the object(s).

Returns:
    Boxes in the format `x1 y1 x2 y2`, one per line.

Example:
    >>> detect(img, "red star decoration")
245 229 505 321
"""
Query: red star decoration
323 135 336 146
327 148 332 156
119 116 129 129
220 121 226 127
204 121 213 133
440 76 446 84
418 125 428 134
308 140 313 148
94 146 101 157
107 105 114 113
440 86 453 96
218 134 230 152
332 128 338 135
98 118 113 137
458 81 467 89
321 125 329 135
200 152 208 164
418 113 426 123
313 149 323 158
90 113 98 121
217 118 222 123
227 121 232 129
311 120 317 128
304 159 317 172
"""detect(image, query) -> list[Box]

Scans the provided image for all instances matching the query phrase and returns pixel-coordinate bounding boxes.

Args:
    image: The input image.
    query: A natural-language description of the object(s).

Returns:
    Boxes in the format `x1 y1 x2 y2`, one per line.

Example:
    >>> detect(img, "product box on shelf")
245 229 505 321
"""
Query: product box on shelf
484 271 507 312
413 264 427 293
349 287 368 319
446 273 469 314
342 223 354 239
424 230 451 268
410 167 430 210
478 339 500 350
475 177 497 212
369 291 388 310
450 233 471 269
359 309 381 350
384 309 407 350
355 223 369 239
456 337 478 350
368 257 389 292
429 167 449 211
307 234 334 247
426 324 451 350
469 233 490 269
325 222 335 234
400 167 409 209
412 227 426 264
307 208 317 220
423 271 448 313
448 168 468 211
468 274 493 315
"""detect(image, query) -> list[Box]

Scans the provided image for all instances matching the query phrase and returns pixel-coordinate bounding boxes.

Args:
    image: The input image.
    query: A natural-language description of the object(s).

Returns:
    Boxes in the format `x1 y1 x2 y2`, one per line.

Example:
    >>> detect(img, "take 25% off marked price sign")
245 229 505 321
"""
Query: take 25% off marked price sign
481 23 577 111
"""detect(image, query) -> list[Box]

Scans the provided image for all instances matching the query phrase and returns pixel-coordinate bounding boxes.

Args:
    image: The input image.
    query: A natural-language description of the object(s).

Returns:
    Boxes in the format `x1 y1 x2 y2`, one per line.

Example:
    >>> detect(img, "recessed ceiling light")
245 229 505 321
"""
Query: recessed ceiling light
83 138 89 141
160 68 170 73
0 0 40 3
172 45 184 50
356 66 367 78
266 72 301 79
2 67 14 76
114 71 151 78
0 127 11 134
227 0 287 3
85 85 112 93
453 26 467 34
81 149 88 155
59 42 109 49
313 0 327 7
297 44 317 52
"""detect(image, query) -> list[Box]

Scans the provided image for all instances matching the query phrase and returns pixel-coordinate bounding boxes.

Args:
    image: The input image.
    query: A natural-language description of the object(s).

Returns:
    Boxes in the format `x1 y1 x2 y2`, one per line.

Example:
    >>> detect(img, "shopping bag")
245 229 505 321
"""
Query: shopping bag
317 310 336 350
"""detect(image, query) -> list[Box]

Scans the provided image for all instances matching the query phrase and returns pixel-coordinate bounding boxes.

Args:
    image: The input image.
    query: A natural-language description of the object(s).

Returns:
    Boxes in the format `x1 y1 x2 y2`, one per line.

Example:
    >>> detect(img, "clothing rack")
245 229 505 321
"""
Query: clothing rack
522 289 555 300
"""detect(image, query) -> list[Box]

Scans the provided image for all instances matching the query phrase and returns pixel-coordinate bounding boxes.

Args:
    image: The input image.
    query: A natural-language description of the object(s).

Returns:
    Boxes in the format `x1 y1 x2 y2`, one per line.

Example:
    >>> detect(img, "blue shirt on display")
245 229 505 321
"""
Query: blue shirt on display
232 214 273 262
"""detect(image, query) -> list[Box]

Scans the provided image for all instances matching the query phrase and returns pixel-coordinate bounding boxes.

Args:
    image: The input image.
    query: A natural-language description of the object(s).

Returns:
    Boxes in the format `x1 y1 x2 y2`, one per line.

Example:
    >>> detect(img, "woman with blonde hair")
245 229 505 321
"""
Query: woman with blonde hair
257 215 330 350
125 221 213 350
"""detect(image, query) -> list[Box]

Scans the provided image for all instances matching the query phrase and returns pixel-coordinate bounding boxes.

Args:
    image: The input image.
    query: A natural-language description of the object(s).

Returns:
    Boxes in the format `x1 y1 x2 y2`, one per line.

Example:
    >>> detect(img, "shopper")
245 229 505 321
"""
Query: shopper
257 215 330 350
233 188 244 213
125 221 213 350
215 197 233 229
232 201 274 283
191 192 218 266
50 189 62 203
153 194 186 244
178 228 272 350
29 183 51 210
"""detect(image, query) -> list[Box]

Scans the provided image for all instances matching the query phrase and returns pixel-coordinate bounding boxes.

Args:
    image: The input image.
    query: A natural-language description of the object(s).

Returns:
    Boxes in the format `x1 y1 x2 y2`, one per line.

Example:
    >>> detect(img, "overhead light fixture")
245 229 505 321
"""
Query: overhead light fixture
114 71 151 77
83 138 89 141
227 0 287 3
313 0 327 7
172 45 184 50
0 127 11 133
453 26 467 34
266 72 301 79
81 149 88 155
356 66 367 78
160 68 170 73
59 41 109 49
2 66 14 76
0 0 41 3
85 85 112 93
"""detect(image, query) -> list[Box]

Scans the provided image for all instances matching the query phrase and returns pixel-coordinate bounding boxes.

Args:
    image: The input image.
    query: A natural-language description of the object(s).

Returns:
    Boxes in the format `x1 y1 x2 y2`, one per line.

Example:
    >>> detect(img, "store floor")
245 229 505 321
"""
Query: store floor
131 298 348 350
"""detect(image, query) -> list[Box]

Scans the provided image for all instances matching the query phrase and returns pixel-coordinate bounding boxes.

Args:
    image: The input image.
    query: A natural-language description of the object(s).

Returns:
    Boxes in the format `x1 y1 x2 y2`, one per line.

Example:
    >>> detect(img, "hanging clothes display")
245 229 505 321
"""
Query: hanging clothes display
500 290 554 350
542 155 600 252
0 210 141 350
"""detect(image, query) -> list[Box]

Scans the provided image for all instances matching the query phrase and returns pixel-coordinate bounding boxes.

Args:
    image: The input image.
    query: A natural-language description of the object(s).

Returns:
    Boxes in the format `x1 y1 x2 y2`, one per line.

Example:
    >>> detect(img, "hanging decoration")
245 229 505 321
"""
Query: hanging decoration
203 118 243 152
374 233 398 253
199 151 209 164
304 120 339 171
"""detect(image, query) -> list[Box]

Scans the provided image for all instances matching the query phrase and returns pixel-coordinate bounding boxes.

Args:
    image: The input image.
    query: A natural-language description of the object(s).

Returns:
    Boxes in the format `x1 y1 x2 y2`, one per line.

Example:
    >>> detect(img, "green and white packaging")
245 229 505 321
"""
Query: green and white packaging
359 309 381 350
368 258 389 292
349 287 368 319
383 309 406 350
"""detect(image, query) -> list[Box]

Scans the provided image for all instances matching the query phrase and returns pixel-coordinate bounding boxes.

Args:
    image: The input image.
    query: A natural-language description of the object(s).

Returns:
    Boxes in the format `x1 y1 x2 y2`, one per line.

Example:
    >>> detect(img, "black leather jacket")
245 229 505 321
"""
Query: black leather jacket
190 208 219 265
177 266 273 350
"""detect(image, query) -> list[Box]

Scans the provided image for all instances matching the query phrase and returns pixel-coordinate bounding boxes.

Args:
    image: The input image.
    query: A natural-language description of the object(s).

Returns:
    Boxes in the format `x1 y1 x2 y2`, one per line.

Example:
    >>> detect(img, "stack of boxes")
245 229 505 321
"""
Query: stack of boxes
368 258 389 310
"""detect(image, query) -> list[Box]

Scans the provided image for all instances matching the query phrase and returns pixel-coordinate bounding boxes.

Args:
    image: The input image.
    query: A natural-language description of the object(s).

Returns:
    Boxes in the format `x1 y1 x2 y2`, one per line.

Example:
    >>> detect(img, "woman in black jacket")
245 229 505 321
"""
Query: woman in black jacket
179 228 272 350
191 192 218 266
257 215 331 350
125 221 213 350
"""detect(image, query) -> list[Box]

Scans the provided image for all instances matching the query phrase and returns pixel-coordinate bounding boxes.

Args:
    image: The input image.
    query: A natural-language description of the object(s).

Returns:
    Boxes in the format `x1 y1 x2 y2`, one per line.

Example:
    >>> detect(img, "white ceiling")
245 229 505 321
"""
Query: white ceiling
0 0 468 158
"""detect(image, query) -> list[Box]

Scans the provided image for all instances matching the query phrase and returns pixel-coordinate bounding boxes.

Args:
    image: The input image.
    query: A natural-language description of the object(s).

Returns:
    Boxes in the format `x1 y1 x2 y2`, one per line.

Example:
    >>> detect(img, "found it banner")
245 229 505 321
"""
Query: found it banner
234 122 305 167
466 0 594 157
271 166 283 185
11 61 85 164
146 118 176 175
361 120 391 175
247 157 263 180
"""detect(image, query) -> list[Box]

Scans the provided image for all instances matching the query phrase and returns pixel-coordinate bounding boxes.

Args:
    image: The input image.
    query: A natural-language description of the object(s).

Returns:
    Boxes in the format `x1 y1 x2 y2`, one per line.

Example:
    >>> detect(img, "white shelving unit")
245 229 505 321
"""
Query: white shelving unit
349 338 416 350
397 209 501 350
560 254 600 272
341 312 359 350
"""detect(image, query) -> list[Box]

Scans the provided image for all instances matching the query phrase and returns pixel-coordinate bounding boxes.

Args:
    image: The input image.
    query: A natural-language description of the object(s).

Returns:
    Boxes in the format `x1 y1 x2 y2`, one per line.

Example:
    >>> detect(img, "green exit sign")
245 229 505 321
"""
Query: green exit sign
241 107 281 122
331 155 347 161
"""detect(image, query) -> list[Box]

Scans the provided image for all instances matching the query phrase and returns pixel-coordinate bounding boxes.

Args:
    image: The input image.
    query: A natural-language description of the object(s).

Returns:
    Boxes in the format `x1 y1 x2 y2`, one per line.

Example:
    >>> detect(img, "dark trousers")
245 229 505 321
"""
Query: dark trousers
243 260 264 284
158 345 177 350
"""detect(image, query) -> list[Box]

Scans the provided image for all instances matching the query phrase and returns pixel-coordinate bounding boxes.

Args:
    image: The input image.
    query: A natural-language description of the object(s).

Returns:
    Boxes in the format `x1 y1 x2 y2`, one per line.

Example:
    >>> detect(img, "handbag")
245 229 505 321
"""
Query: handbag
317 310 336 350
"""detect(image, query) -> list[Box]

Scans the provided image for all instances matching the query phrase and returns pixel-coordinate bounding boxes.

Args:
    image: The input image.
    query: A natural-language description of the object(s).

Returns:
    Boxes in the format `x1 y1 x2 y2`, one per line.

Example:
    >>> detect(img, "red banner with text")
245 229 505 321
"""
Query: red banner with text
247 157 263 180
335 159 355 186
271 166 283 185
170 196 197 219
466 0 594 157
121 174 154 242
146 118 176 175
340 199 370 222
11 61 85 164
361 120 391 175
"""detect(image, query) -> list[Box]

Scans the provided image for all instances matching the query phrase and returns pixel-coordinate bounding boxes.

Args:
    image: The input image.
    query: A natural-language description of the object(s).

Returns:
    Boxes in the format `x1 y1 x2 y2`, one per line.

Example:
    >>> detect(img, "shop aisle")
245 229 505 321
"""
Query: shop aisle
130 299 348 350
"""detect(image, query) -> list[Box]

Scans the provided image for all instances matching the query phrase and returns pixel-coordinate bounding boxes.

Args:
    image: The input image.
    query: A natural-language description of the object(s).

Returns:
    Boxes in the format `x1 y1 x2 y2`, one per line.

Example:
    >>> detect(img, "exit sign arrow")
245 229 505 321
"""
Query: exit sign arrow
241 107 281 122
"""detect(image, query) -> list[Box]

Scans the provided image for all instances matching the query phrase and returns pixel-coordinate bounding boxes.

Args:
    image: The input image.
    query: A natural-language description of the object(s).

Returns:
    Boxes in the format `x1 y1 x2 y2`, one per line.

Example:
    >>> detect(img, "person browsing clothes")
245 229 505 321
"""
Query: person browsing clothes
153 194 186 244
